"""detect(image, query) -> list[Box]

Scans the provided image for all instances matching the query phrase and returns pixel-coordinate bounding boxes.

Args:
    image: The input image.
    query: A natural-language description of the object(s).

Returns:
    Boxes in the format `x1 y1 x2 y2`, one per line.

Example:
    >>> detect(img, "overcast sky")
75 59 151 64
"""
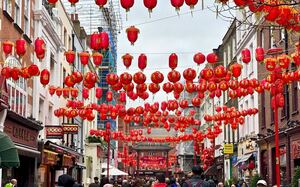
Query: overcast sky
116 1 231 107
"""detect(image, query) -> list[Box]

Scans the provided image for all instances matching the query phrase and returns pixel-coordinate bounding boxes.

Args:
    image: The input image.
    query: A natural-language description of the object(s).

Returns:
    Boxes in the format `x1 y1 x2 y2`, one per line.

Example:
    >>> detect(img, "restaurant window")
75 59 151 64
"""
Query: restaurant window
3 0 13 15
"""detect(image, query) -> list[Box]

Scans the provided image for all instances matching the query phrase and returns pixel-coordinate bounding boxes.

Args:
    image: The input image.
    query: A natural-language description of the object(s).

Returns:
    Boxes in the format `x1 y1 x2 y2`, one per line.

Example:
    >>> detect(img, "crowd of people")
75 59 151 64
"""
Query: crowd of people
51 165 268 187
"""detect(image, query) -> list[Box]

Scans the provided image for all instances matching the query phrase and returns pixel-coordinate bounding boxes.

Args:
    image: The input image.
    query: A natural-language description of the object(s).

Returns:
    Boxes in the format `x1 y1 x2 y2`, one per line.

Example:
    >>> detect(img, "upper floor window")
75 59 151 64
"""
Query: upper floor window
4 57 27 117
24 0 30 36
3 0 12 15
14 0 21 26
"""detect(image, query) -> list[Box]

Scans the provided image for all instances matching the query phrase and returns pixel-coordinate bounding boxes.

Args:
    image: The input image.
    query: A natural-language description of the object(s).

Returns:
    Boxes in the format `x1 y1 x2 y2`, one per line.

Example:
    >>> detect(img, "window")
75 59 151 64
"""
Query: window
14 0 21 26
3 0 12 15
261 92 266 128
24 0 30 36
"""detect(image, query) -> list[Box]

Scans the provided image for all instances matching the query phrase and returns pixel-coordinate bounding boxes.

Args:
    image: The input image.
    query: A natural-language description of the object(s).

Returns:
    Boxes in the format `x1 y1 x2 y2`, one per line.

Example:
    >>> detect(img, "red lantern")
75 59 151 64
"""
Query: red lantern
200 68 214 80
120 0 134 12
206 53 218 63
241 48 251 64
64 76 75 87
214 65 226 78
2 41 13 56
85 72 97 84
185 0 198 9
193 52 205 65
120 72 132 85
174 82 184 93
169 53 178 70
79 52 90 66
264 6 279 22
144 0 157 13
168 70 181 83
171 0 184 11
230 63 242 78
28 64 40 77
191 97 201 107
10 68 20 81
148 83 160 94
183 68 196 81
133 72 146 84
70 89 78 98
255 47 265 62
90 32 101 51
95 0 107 8
91 52 103 66
138 54 147 71
82 88 89 99
106 73 119 85
65 50 76 64
126 26 139 45
100 32 109 50
48 86 56 96
122 53 133 69
233 0 246 7
47 0 58 6
163 82 174 94
40 69 50 86
56 88 62 97
72 71 83 83
15 39 26 58
96 87 103 99
68 0 79 6
106 91 113 102
34 37 46 61
277 54 290 69
151 71 164 84
265 57 276 72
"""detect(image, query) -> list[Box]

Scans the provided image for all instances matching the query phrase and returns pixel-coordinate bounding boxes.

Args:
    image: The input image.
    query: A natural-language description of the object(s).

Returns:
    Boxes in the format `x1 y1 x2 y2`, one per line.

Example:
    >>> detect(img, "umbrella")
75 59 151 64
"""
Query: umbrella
0 132 20 168
101 162 113 169
101 167 128 176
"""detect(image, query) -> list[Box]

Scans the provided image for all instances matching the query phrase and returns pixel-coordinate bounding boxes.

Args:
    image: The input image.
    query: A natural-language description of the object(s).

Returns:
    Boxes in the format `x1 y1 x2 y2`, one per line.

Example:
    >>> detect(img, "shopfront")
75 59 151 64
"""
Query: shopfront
2 110 42 187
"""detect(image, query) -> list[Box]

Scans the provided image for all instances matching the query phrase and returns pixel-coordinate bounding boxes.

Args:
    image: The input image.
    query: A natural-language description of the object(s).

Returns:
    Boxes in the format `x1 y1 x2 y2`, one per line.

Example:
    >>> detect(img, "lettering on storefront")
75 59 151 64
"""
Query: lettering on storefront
4 120 38 148
292 140 300 159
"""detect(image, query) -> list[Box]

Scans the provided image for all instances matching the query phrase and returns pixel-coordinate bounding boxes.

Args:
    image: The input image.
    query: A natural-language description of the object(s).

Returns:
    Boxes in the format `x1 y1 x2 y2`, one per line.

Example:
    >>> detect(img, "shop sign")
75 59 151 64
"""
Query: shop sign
45 126 63 139
4 119 39 148
224 144 234 154
63 155 74 167
62 123 78 134
292 140 300 159
43 150 57 165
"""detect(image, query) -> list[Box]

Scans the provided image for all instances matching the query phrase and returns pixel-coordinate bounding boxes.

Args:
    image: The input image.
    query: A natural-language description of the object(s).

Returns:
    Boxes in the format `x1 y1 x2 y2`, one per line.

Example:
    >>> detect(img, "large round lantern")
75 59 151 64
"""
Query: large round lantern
10 68 20 81
120 72 132 85
2 41 13 56
40 69 50 86
168 70 181 83
122 53 133 69
265 57 277 72
65 50 76 64
79 51 90 66
230 63 243 78
193 52 205 65
133 72 146 84
16 39 26 58
120 0 134 12
34 37 46 61
169 53 178 70
106 73 119 86
183 68 196 81
241 48 251 64
90 32 101 51
100 32 109 50
95 0 107 8
174 82 184 93
138 53 147 71
277 54 290 69
206 53 218 63
28 64 40 77
151 71 164 84
163 82 174 94
149 83 160 94
126 26 139 45
144 0 157 14
171 0 184 11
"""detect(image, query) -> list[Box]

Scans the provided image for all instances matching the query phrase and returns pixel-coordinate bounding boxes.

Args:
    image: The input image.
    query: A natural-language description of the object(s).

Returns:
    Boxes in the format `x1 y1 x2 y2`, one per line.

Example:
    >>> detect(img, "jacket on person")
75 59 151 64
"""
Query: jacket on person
4 182 14 187
153 183 168 187
182 176 210 187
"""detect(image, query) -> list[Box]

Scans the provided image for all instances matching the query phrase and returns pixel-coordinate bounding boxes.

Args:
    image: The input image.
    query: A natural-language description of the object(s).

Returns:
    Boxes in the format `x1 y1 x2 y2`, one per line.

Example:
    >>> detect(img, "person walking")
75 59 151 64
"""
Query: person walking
89 177 100 187
4 179 17 187
256 180 267 187
153 173 167 187
182 166 210 187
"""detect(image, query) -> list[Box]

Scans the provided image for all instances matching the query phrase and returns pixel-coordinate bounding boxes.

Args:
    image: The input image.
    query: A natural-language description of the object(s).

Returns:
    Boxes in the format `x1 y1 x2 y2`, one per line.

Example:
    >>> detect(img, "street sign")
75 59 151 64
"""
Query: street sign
224 144 234 154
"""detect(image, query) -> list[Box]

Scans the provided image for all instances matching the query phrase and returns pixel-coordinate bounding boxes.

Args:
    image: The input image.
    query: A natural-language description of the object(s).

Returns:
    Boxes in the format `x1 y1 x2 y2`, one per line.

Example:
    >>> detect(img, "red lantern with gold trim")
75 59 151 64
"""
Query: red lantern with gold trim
277 54 290 69
207 53 218 63
183 68 196 81
163 82 174 94
106 90 113 102
122 53 133 69
70 88 78 98
230 63 242 78
28 64 40 77
133 72 146 84
255 47 265 62
149 83 160 94
120 72 132 85
169 53 178 70
90 32 101 51
120 0 134 12
151 71 164 84
241 48 251 64
65 50 76 64
194 52 205 65
100 32 109 50
106 73 119 86
2 41 13 56
168 70 181 83
96 87 103 99
82 88 89 99
126 26 139 45
138 53 147 71
144 0 157 13
79 51 90 66
34 37 46 61
16 39 26 58
40 69 50 86
95 0 107 8
265 57 277 72
92 52 103 66
174 82 184 93
48 86 56 96
119 91 126 103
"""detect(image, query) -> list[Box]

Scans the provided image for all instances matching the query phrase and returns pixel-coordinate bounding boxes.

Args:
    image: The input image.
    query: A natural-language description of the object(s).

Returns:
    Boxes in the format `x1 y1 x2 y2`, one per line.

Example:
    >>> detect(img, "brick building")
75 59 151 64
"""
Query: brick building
257 23 300 186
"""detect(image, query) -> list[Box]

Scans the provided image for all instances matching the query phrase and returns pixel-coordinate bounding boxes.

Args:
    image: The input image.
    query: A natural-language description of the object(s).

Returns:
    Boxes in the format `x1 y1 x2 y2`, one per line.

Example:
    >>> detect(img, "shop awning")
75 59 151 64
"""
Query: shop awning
234 153 252 167
0 132 20 168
